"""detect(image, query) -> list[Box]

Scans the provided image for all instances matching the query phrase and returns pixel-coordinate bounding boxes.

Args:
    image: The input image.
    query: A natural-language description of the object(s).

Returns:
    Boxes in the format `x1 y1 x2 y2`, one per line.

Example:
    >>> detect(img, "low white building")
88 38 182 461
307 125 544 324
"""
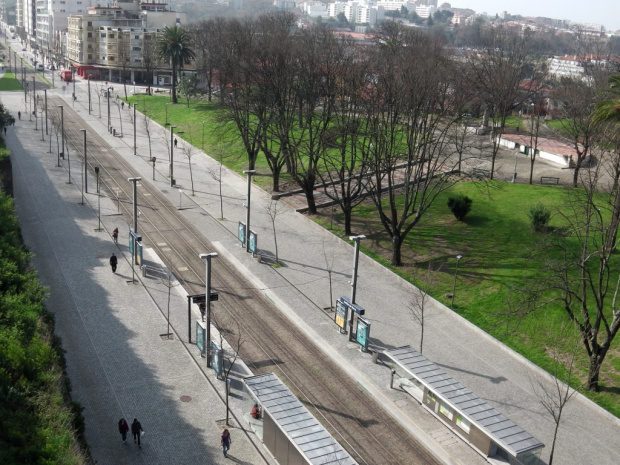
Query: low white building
325 1 384 25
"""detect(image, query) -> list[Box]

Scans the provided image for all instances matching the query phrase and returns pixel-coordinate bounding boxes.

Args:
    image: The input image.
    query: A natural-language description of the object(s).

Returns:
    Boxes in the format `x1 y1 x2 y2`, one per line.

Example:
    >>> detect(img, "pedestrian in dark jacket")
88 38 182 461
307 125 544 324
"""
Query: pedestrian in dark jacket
112 228 119 244
221 428 231 457
131 418 143 447
110 253 118 273
118 418 129 443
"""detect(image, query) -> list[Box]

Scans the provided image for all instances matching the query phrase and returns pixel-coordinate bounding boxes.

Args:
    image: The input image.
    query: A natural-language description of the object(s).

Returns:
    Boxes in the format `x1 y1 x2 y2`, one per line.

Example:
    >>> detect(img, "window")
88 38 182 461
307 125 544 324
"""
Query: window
88 21 92 26
87 32 92 38
439 403 453 421
132 47 141 51
134 35 140 39
88 54 92 59
101 33 106 38
456 415 471 434
109 34 114 39
109 56 115 61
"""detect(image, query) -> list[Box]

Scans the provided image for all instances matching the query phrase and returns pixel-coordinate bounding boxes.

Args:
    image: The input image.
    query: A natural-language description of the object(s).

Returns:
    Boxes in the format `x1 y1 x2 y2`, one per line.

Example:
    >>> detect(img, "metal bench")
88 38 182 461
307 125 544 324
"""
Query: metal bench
540 176 560 185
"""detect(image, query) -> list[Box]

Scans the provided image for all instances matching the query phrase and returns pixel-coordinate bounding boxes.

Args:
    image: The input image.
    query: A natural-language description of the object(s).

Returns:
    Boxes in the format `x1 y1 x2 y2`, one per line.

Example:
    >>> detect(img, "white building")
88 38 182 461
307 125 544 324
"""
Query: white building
325 1 384 25
36 0 94 58
415 4 436 18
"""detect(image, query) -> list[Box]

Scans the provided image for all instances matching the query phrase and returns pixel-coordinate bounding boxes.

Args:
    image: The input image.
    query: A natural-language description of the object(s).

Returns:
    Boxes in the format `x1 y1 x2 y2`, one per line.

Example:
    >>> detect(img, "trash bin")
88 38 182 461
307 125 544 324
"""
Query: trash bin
141 265 147 277
113 128 116 136
371 349 379 364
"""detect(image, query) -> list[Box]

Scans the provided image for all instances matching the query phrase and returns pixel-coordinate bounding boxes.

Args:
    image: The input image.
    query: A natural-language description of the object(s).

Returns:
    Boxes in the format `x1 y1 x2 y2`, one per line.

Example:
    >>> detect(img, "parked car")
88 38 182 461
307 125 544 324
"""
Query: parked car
37 64 44 71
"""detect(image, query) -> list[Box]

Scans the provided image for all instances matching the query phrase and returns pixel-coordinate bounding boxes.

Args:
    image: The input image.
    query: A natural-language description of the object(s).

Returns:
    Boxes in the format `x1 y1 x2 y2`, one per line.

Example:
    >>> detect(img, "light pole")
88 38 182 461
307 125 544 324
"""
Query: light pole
201 120 206 151
169 125 176 186
243 170 256 252
44 88 48 135
133 102 138 155
31 76 35 126
200 253 218 368
107 86 112 132
128 177 141 235
151 157 156 180
350 235 366 304
88 76 91 114
451 255 463 308
178 188 183 209
512 152 518 183
58 105 64 167
94 167 102 231
80 129 87 203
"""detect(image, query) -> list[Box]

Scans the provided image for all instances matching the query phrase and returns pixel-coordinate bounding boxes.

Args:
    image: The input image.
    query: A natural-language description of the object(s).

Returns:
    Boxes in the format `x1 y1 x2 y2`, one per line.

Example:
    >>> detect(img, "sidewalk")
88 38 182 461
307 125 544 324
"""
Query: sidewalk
4 90 274 465
8 82 620 465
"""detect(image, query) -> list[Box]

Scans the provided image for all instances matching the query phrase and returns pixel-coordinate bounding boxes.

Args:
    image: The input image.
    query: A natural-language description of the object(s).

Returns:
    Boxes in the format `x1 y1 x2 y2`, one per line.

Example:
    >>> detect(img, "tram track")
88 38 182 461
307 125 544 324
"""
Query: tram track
50 99 442 465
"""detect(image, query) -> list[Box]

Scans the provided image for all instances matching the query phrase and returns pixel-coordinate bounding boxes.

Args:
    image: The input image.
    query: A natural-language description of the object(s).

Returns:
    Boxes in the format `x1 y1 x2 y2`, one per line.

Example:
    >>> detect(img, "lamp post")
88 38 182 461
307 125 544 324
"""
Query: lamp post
512 152 518 183
350 235 366 304
44 88 48 135
165 102 171 125
151 157 156 180
451 255 463 308
133 102 138 155
31 76 35 125
107 86 112 132
80 129 86 204
200 253 218 368
57 105 64 167
243 170 256 252
128 177 141 235
178 188 183 209
169 125 176 186
202 120 206 151
94 167 102 231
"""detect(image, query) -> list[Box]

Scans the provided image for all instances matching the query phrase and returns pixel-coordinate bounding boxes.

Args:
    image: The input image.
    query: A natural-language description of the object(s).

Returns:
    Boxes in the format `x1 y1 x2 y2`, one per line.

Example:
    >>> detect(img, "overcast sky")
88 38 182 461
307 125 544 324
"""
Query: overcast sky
450 1 620 33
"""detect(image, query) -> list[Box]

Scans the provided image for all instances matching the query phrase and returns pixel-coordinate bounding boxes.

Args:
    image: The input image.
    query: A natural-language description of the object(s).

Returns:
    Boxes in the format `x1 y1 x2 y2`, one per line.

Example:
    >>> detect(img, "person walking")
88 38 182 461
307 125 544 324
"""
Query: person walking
112 228 119 244
118 418 129 444
174 137 178 148
220 428 231 457
17 111 20 120
110 253 118 273
131 418 143 447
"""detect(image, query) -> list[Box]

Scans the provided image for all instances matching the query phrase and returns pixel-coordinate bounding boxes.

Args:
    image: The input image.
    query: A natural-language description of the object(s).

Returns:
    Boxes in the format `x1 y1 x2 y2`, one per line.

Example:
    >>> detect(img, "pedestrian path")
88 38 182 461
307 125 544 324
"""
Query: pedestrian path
4 91 274 465
6 83 620 465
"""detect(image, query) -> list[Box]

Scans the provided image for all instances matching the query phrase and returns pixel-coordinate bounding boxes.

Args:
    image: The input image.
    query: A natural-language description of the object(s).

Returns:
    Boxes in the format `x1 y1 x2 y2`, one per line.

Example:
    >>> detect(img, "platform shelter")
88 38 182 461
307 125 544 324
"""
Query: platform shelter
244 372 358 465
385 346 544 465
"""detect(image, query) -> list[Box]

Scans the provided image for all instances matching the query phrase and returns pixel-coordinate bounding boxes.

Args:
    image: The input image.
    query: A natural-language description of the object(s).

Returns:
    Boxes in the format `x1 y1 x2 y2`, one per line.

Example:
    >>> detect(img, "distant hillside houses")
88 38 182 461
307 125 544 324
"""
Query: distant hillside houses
296 0 444 25
548 54 620 80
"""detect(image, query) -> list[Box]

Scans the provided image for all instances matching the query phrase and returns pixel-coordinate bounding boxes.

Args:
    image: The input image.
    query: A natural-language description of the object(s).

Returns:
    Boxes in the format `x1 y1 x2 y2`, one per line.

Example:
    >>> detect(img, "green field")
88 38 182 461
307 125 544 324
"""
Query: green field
0 71 24 91
126 94 620 416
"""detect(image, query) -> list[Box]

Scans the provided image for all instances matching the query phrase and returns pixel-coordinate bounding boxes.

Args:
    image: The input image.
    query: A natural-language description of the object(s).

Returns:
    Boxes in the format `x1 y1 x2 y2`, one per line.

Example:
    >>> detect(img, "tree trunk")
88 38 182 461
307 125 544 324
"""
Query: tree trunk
391 234 402 266
344 207 352 236
303 184 317 214
171 61 178 104
587 353 602 391
272 170 280 192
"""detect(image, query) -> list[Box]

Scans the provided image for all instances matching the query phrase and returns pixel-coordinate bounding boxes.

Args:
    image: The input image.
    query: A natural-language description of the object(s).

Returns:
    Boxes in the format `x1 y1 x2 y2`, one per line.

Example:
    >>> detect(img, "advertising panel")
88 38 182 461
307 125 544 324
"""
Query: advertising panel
211 341 223 378
335 298 348 332
356 317 370 350
196 321 206 357
249 230 257 254
238 222 246 245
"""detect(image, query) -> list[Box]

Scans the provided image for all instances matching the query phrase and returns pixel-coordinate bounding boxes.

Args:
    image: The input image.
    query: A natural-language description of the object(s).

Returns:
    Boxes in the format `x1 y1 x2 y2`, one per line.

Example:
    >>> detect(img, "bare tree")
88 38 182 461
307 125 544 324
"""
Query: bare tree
265 199 282 266
529 323 580 465
160 273 178 339
519 163 620 391
181 132 197 195
211 311 244 426
408 264 436 354
143 112 153 160
467 27 534 179
322 240 336 310
207 147 228 220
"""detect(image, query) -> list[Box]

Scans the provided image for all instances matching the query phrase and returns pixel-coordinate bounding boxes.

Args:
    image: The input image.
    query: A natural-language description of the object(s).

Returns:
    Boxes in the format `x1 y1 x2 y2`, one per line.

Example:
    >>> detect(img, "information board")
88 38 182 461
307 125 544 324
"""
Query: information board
335 299 348 332
211 341 223 378
249 230 257 254
196 321 206 357
238 221 246 245
356 317 370 350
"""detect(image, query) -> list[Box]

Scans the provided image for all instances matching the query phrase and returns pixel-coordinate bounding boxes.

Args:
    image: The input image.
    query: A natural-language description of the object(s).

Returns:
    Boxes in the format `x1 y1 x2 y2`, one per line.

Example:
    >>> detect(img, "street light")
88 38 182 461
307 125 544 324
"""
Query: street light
349 235 366 304
57 105 64 167
451 255 463 308
133 102 138 155
80 129 87 204
199 252 218 368
94 167 102 231
512 152 518 183
178 188 183 209
243 170 256 252
151 157 156 180
127 177 141 235
165 102 171 126
202 120 206 151
170 125 176 186
107 86 113 133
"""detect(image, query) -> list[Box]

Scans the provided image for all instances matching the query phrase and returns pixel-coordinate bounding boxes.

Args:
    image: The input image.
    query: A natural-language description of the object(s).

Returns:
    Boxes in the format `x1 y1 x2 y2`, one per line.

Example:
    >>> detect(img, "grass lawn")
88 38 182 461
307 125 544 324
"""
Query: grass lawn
0 71 23 91
314 181 620 417
126 94 620 416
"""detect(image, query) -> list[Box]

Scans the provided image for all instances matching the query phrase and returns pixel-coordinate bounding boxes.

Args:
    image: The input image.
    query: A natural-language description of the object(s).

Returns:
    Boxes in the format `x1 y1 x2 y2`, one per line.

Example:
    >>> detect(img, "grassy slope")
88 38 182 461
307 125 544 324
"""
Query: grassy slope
126 94 620 416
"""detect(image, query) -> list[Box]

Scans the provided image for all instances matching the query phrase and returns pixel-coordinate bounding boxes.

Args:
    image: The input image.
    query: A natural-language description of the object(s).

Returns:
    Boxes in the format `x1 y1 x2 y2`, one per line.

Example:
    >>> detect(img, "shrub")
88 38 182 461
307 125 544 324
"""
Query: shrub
447 195 473 221
529 203 551 232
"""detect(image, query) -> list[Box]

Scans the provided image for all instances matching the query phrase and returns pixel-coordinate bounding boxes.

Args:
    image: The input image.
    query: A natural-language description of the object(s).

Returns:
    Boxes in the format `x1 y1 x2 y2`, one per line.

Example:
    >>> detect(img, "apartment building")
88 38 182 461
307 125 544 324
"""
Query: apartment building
66 1 189 85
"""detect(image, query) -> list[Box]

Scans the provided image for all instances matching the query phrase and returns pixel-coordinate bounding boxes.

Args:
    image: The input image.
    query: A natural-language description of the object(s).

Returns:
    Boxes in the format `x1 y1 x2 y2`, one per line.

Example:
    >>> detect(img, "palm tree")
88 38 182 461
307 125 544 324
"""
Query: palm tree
592 74 620 128
156 26 195 104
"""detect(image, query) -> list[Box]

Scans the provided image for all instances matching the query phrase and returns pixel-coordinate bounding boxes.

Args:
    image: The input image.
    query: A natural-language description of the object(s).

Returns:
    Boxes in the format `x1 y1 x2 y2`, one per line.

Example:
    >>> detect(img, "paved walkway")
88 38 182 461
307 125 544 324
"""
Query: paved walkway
4 77 620 465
